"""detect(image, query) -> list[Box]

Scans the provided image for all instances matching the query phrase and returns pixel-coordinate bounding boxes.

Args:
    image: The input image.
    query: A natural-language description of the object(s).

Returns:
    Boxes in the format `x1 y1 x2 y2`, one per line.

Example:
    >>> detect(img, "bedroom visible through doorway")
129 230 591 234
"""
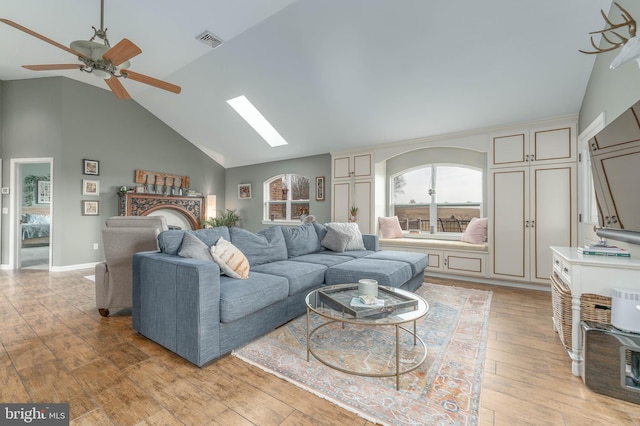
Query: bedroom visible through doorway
16 160 52 270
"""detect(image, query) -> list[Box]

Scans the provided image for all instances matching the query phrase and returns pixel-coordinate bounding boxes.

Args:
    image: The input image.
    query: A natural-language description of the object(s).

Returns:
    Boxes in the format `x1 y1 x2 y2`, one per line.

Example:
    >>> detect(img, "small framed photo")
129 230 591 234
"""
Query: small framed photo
37 180 51 204
315 176 325 201
81 200 99 216
82 179 100 196
238 183 252 199
135 185 145 193
83 159 99 176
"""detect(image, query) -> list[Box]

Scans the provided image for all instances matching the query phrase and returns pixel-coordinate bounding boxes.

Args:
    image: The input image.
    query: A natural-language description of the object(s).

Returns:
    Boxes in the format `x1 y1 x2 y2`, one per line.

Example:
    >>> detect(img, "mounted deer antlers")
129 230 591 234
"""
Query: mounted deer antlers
580 2 636 55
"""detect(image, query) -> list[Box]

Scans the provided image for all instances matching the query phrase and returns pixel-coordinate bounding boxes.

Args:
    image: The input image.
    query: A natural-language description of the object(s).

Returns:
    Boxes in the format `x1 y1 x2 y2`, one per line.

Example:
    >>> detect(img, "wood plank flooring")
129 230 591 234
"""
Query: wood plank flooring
0 269 639 425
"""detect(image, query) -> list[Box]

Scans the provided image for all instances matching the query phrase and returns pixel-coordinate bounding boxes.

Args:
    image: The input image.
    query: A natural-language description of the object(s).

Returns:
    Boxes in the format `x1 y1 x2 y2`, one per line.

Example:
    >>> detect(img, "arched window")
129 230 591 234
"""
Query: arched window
392 165 482 234
264 174 310 222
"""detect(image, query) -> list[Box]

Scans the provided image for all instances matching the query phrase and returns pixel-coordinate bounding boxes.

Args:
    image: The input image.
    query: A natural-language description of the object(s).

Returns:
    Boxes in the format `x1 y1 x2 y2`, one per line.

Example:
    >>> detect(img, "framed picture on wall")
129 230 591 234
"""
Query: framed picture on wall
37 180 51 204
315 176 325 201
82 179 100 196
83 159 99 175
238 183 252 199
81 200 99 216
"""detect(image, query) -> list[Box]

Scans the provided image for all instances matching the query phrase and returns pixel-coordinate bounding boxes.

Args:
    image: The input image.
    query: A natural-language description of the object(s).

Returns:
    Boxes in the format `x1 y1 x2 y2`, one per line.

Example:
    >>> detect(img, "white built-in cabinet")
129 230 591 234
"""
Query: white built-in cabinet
490 124 577 284
331 152 374 233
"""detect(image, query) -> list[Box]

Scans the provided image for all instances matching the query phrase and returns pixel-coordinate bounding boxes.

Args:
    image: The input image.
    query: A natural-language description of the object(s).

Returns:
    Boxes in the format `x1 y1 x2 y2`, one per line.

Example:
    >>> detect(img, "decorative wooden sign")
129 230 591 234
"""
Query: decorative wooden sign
134 170 190 188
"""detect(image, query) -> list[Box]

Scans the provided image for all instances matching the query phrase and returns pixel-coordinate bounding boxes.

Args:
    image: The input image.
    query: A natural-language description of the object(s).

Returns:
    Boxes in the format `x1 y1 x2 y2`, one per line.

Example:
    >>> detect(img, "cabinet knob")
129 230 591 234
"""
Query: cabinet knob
555 259 560 265
525 154 530 162
611 215 618 224
525 220 529 228
530 154 535 162
563 267 569 273
531 220 535 228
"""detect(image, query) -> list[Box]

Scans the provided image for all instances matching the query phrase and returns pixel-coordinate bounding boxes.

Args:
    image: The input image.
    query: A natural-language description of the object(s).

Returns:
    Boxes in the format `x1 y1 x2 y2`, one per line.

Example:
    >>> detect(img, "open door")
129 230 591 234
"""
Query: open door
10 158 53 270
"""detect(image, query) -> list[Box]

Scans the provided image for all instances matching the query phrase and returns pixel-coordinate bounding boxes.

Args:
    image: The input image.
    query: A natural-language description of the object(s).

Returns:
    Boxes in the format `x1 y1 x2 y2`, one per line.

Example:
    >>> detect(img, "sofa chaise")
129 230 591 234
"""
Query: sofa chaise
132 223 427 367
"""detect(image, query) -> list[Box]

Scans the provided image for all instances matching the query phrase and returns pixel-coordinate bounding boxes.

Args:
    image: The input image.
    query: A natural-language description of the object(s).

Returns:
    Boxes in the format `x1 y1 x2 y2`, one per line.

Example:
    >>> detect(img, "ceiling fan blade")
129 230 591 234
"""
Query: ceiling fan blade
105 77 131 100
0 18 88 59
122 70 181 94
103 38 142 66
23 64 82 71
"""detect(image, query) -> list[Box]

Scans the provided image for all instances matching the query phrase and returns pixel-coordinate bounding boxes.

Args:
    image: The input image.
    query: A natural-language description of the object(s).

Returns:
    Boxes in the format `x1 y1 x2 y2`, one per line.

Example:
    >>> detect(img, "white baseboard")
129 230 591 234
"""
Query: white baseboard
51 262 99 272
425 271 551 292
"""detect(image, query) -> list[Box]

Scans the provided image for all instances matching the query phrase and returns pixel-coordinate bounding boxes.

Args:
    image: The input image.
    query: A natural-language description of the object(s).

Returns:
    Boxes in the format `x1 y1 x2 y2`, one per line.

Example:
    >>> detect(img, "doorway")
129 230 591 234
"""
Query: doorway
10 158 53 270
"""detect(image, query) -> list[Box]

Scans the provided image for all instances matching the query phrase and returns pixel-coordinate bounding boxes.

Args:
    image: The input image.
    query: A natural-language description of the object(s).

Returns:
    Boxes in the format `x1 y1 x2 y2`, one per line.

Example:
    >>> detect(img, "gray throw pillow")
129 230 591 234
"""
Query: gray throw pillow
321 226 351 253
178 232 214 262
325 222 366 251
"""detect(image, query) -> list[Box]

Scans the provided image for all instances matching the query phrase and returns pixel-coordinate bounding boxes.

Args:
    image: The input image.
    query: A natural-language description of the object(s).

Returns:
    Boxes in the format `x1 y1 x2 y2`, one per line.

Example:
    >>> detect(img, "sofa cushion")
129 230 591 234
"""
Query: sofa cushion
158 227 230 255
325 258 413 288
252 260 326 295
313 223 328 242
210 237 250 279
289 252 356 267
178 232 214 262
219 272 289 323
365 251 427 276
230 226 288 266
281 223 321 257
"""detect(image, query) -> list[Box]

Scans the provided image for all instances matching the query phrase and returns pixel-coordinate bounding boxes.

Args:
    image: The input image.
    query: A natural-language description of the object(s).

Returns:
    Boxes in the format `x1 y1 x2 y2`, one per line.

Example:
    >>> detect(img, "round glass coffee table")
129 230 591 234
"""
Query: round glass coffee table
305 283 429 390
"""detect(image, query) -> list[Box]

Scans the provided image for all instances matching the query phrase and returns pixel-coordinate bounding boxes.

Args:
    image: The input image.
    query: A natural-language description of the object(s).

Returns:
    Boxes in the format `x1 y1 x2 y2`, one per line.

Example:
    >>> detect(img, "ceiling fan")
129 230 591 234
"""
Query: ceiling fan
0 0 181 99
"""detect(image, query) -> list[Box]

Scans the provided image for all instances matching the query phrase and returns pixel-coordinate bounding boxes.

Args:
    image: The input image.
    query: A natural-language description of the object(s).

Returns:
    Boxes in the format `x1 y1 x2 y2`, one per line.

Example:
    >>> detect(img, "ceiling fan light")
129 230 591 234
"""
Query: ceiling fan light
70 40 110 60
93 69 110 79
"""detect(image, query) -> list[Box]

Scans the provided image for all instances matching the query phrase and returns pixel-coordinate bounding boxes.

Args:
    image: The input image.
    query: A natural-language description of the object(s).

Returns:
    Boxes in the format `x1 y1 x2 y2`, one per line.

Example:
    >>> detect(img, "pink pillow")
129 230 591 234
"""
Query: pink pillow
461 217 488 244
378 216 404 239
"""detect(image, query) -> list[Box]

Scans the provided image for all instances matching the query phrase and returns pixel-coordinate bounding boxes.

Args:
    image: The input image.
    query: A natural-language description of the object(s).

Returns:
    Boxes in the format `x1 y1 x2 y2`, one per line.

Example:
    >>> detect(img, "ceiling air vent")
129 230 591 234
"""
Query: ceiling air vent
196 31 223 49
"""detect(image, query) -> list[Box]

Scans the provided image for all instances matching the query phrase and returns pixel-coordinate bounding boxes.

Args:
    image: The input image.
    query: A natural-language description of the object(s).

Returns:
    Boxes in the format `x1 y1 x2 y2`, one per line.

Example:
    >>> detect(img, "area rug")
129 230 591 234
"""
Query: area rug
233 283 492 425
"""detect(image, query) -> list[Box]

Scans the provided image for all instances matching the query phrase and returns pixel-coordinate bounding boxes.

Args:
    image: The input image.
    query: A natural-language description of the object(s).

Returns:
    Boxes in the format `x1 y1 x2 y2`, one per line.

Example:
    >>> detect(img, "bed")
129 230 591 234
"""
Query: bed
21 206 51 246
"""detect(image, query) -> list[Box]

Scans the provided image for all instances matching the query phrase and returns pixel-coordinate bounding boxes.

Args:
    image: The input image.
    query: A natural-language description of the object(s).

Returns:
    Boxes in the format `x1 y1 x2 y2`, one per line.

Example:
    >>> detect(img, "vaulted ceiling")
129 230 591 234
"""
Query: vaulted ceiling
0 0 612 167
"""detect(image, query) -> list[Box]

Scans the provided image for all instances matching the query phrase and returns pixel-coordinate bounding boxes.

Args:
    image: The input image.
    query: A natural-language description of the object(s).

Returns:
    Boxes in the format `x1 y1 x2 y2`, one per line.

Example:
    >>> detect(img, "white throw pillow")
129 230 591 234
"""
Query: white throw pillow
378 216 404 239
461 217 488 244
210 237 250 279
325 222 365 251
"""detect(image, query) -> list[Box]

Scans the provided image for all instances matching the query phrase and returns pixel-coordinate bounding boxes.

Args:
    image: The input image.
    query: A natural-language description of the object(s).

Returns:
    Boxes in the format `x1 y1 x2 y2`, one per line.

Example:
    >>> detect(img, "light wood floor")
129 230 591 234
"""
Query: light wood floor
1 269 639 425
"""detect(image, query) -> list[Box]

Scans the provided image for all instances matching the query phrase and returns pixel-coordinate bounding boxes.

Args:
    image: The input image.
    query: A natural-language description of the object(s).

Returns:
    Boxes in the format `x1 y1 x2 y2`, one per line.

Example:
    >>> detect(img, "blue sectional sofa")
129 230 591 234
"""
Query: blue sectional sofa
132 223 427 367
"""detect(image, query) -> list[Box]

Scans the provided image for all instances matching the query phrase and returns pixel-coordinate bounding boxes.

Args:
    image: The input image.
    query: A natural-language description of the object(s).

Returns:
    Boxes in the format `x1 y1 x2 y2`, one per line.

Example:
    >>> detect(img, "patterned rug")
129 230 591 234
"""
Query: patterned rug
233 283 492 425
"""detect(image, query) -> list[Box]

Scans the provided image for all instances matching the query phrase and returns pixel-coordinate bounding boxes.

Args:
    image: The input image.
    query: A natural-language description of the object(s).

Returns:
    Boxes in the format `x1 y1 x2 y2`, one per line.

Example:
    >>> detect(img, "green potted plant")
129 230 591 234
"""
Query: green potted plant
350 206 358 222
203 209 241 228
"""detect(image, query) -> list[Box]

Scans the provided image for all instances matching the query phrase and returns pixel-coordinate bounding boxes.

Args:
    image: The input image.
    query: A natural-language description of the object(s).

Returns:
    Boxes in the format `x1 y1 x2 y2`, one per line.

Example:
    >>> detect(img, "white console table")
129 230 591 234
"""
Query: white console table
550 247 640 376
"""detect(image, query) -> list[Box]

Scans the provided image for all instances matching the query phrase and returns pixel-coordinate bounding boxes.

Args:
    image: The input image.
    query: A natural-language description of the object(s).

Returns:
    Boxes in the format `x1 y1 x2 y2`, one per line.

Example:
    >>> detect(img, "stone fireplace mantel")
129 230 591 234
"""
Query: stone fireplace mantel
118 193 205 229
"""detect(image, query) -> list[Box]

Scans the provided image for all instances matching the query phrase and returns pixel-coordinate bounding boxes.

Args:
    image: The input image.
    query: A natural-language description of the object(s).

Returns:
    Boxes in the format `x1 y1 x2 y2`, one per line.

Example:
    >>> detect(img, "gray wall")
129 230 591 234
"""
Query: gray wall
579 0 640 131
225 154 331 231
1 77 225 267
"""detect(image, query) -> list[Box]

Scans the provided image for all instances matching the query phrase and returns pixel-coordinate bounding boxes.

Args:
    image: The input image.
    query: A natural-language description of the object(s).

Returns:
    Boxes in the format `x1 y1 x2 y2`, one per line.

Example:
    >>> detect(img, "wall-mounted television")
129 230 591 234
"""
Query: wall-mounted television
589 100 640 245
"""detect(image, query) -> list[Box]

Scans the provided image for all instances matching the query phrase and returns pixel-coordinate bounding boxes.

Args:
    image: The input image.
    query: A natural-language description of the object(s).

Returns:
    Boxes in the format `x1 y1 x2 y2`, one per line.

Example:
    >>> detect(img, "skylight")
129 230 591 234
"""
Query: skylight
226 95 288 147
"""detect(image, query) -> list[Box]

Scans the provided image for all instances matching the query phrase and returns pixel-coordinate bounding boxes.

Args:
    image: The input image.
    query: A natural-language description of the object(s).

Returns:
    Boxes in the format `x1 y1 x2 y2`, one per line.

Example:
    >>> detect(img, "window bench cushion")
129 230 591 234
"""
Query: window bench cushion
379 238 488 252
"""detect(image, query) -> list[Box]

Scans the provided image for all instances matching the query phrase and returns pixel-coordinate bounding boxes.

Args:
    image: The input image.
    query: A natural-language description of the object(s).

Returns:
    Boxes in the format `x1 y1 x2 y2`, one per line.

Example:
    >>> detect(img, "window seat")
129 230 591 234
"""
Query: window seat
379 238 488 252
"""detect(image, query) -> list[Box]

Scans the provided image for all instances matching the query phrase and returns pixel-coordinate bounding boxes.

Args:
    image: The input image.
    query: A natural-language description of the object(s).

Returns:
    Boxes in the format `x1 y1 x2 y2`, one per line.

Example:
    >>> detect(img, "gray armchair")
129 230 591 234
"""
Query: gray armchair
95 216 168 316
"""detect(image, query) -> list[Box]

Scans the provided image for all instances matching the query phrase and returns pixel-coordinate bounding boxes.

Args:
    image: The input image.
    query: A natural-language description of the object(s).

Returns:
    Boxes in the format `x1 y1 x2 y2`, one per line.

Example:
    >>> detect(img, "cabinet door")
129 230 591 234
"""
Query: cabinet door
444 252 487 277
354 180 372 233
491 132 528 167
332 182 350 223
491 167 530 280
353 154 373 178
530 126 575 164
531 164 576 281
333 156 351 180
591 144 640 231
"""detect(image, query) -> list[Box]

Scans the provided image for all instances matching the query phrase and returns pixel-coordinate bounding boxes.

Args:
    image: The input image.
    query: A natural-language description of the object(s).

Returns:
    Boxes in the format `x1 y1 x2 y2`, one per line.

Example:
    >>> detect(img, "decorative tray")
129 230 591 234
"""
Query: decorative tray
318 284 418 318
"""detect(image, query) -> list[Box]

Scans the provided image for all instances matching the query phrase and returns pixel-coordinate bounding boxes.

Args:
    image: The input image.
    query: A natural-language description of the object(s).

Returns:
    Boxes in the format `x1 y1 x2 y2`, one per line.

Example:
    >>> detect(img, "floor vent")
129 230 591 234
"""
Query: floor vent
196 31 223 49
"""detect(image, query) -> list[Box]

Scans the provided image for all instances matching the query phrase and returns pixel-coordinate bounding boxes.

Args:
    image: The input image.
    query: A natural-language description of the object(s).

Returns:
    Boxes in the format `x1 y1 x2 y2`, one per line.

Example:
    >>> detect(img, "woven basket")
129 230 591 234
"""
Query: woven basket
551 273 611 352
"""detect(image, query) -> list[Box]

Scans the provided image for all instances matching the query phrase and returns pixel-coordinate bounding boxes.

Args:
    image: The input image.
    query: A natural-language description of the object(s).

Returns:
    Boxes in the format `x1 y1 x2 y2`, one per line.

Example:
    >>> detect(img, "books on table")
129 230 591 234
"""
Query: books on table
577 244 631 257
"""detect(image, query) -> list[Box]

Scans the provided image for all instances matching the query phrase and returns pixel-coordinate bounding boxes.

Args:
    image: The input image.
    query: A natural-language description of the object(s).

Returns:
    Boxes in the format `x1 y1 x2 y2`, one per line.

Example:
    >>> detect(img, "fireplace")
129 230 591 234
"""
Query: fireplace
118 193 205 230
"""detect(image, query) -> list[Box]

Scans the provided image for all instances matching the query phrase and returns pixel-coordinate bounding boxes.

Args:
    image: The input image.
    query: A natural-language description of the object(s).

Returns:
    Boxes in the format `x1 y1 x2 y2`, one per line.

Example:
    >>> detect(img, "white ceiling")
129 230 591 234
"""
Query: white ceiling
0 0 612 167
